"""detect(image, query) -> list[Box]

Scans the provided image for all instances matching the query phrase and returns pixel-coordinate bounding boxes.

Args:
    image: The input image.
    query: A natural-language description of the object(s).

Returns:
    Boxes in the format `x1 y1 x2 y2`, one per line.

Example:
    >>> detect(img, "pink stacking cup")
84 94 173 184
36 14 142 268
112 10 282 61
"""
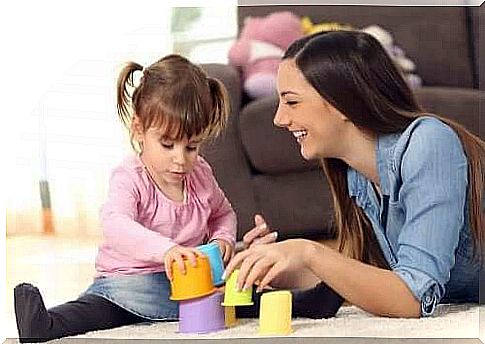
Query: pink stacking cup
178 291 225 334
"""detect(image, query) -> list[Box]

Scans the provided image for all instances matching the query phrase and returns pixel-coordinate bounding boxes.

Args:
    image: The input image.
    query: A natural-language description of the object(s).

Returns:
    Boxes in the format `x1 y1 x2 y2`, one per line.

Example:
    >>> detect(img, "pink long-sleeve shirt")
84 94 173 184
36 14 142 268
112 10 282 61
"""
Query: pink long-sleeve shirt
95 155 237 277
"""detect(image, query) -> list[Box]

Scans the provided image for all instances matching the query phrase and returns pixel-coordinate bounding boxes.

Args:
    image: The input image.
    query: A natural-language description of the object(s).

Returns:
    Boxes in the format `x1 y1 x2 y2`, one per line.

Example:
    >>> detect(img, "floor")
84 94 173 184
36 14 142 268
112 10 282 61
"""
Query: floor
4 234 101 340
4 235 483 343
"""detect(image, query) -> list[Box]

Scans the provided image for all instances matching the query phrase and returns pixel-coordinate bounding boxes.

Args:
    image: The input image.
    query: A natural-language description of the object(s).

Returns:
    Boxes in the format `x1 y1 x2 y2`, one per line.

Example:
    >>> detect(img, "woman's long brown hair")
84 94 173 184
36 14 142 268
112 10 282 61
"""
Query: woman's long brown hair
284 31 484 265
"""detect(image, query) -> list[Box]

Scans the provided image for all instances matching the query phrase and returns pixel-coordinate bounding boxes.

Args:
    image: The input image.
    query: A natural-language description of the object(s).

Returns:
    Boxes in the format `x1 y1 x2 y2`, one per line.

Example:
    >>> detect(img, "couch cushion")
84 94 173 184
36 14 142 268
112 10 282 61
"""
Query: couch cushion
239 96 320 175
238 5 474 88
240 87 484 175
414 87 484 139
251 170 335 240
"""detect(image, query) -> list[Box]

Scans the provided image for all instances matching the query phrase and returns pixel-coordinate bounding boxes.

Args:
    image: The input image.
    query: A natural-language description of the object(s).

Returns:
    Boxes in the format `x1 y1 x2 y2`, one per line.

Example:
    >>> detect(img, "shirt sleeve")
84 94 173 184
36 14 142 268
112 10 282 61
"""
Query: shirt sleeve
100 167 177 263
198 158 237 247
393 120 468 316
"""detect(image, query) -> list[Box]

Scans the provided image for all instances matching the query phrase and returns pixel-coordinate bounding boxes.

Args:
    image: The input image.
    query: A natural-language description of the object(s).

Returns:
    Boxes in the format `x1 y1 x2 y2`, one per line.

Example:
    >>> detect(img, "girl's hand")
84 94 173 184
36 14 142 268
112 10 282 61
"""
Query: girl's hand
212 239 235 264
223 239 315 292
164 245 202 281
242 214 278 249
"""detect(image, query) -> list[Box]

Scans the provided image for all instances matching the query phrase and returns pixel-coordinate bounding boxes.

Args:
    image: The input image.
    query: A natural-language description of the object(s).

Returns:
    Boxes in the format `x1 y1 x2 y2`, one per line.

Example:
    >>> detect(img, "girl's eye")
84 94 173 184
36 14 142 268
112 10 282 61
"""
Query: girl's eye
285 100 298 106
161 142 174 149
186 145 198 152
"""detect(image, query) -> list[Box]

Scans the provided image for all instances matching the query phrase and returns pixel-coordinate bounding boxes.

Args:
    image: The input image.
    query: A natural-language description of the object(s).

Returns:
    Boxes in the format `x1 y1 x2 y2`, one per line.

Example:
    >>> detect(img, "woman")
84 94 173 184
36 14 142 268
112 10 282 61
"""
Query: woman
225 30 484 318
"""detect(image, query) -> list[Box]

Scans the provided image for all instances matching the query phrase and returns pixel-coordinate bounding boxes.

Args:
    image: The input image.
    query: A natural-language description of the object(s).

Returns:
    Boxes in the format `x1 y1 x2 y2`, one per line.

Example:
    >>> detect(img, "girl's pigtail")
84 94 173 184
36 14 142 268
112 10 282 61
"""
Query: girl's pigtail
207 77 230 138
116 62 144 128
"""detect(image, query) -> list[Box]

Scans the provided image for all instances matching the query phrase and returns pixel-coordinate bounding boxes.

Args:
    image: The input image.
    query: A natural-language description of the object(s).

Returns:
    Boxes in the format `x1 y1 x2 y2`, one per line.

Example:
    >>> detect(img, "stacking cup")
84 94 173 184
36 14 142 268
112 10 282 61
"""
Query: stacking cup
224 305 238 327
259 290 293 335
221 269 253 306
179 291 225 333
197 242 225 286
170 255 216 300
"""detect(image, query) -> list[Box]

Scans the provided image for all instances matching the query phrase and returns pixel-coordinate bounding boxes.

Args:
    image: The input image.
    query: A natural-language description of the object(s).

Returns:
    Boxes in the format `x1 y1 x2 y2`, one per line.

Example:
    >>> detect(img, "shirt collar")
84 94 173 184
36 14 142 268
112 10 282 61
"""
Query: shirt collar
375 132 400 196
347 132 400 198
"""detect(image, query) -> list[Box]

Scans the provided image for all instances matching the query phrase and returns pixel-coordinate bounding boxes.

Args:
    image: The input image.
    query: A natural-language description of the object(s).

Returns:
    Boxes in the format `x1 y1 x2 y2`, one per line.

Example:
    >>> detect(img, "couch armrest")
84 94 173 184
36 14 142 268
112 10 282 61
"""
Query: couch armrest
200 63 259 240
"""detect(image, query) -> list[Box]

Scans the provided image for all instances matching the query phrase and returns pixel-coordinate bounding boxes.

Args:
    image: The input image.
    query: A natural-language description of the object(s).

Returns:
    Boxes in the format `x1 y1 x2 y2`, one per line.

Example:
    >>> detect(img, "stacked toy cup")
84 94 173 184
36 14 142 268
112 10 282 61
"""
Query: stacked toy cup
259 290 293 335
221 269 254 307
169 242 240 333
170 242 297 335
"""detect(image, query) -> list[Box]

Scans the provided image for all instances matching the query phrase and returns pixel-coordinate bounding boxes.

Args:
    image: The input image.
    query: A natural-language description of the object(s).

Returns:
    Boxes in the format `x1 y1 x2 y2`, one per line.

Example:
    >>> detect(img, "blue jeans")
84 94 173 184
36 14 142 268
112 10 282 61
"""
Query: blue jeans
83 272 179 320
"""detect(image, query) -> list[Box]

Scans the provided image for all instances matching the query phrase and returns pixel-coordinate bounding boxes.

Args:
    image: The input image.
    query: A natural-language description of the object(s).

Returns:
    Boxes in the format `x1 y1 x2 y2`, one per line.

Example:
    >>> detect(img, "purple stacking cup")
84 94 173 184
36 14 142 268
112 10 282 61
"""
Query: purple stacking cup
179 291 225 333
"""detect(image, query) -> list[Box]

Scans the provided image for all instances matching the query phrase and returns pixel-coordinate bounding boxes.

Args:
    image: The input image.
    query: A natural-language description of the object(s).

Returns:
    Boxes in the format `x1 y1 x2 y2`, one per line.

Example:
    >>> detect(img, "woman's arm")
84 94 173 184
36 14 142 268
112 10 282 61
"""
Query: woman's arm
305 241 421 318
225 239 420 317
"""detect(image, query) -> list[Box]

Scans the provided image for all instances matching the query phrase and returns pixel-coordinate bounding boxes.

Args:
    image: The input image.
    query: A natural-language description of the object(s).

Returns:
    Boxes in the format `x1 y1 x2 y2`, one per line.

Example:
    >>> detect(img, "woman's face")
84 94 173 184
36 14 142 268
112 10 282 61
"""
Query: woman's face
274 59 348 160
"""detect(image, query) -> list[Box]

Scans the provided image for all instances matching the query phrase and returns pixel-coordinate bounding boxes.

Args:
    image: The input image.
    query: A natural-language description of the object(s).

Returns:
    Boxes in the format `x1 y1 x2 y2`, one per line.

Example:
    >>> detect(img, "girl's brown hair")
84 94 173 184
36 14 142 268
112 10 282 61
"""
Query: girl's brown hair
116 54 229 151
284 31 484 266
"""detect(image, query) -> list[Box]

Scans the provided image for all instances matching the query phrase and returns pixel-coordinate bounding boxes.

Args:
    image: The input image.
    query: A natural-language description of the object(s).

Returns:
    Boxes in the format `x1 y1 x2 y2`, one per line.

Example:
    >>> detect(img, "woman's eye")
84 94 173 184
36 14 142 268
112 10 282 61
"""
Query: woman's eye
186 146 198 152
161 142 174 149
285 100 298 106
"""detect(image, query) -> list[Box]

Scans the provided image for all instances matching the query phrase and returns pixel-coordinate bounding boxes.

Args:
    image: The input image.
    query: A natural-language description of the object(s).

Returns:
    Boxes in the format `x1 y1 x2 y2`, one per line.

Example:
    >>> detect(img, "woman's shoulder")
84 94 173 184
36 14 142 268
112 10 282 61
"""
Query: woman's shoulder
396 116 462 154
394 115 466 169
403 116 459 140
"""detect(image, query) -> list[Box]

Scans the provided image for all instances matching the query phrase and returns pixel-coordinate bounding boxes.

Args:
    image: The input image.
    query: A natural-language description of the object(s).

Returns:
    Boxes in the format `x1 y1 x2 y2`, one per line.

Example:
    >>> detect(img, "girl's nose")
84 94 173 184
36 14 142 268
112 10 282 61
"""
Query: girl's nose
172 150 186 166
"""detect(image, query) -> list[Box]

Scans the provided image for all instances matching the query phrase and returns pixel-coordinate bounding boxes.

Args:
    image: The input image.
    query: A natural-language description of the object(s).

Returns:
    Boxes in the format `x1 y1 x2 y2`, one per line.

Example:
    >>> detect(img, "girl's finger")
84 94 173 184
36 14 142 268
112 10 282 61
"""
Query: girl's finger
165 258 173 280
184 249 198 267
174 254 186 275
223 245 232 263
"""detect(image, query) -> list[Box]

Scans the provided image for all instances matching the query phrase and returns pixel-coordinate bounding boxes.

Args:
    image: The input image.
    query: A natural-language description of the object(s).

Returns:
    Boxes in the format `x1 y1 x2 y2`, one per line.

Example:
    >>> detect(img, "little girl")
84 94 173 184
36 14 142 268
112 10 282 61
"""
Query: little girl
14 54 237 342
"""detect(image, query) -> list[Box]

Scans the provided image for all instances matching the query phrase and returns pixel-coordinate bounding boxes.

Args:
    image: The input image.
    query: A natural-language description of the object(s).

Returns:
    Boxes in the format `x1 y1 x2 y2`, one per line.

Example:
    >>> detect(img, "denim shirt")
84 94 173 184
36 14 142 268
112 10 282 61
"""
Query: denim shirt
347 116 480 316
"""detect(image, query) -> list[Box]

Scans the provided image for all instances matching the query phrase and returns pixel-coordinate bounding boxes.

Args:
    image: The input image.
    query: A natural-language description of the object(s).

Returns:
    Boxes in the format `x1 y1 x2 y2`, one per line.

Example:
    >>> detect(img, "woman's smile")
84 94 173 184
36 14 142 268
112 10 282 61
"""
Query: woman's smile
291 129 308 144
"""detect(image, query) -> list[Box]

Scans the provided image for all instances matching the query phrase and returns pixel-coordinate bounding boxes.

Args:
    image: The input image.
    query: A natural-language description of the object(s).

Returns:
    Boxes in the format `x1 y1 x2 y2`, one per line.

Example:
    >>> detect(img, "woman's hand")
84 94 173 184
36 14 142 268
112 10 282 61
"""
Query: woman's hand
242 214 278 249
164 245 202 281
212 238 235 264
223 239 316 292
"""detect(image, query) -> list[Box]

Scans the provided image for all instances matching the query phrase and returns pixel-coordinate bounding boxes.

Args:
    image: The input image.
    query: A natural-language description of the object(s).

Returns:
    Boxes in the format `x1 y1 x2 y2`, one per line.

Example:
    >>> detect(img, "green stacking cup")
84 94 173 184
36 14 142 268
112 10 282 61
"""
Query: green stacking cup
221 269 253 306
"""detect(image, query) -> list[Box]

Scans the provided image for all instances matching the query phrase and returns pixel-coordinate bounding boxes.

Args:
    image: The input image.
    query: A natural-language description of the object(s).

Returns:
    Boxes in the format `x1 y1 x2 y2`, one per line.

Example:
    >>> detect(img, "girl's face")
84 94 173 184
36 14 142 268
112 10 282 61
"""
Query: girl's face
274 59 349 160
136 124 202 188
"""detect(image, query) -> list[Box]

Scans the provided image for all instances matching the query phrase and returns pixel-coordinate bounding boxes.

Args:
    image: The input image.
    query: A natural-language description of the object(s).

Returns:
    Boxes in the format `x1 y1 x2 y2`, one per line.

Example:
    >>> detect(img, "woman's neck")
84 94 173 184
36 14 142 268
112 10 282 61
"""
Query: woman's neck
339 129 380 185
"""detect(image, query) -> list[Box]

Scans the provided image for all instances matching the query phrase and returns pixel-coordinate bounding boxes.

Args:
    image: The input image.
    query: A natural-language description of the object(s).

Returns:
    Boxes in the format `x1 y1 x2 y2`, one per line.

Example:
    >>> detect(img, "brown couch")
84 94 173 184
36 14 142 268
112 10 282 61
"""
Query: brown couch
200 5 485 241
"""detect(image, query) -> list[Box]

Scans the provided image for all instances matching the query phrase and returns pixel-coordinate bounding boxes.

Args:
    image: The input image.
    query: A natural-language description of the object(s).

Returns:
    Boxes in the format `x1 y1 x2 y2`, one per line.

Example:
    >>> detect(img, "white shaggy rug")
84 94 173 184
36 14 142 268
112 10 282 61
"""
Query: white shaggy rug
73 304 483 340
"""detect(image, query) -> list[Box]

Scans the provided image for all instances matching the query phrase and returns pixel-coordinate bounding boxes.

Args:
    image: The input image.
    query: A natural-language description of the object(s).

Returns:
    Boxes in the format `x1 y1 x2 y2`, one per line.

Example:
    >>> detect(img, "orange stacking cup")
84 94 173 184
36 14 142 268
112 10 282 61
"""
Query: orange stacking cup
170 255 217 300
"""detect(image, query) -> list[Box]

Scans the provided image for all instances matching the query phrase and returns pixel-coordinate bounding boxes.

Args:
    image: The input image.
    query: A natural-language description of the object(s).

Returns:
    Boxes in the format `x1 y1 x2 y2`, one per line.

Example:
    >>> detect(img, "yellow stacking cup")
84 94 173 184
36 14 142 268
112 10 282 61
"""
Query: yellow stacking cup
221 269 253 306
259 290 293 336
170 255 216 300
224 306 238 327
